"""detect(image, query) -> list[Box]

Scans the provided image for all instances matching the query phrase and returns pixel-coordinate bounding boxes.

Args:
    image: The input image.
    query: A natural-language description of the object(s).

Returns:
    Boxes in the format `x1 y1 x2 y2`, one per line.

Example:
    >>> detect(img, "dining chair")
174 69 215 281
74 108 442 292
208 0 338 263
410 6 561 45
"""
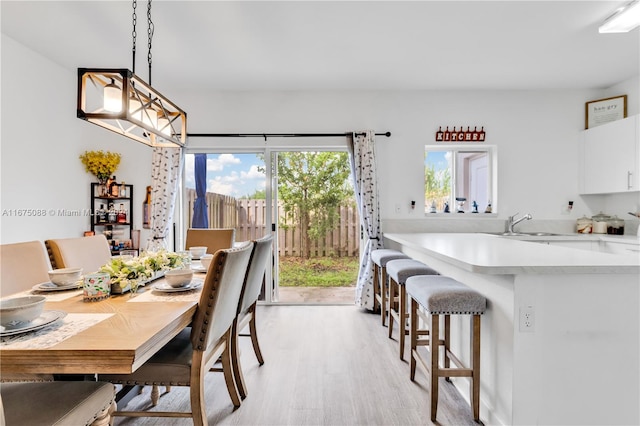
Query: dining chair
231 234 273 400
0 240 52 297
184 228 236 255
45 235 112 273
99 242 254 425
0 380 116 426
0 240 56 384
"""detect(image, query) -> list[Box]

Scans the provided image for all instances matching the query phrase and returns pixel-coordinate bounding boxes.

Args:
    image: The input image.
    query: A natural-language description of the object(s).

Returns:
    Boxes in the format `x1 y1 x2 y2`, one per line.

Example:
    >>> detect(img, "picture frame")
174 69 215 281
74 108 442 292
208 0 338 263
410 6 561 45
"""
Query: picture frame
585 95 627 129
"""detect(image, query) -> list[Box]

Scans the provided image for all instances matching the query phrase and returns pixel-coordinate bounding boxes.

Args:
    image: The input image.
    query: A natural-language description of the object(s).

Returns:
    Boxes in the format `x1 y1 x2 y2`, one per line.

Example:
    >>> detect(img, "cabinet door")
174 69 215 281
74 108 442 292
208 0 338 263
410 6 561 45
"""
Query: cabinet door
580 115 639 194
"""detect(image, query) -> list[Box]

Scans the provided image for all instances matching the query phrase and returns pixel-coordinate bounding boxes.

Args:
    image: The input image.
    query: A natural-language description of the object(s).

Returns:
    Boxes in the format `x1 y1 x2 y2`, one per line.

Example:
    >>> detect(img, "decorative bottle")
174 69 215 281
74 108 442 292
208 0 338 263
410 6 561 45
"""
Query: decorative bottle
143 186 152 229
109 176 119 197
117 203 127 223
107 203 117 223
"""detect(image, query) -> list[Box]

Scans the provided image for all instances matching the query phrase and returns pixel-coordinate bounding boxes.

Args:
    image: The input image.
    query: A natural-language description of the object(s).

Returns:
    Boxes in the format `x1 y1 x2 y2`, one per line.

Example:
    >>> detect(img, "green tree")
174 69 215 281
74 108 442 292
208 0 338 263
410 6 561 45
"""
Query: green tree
425 156 451 211
277 152 352 258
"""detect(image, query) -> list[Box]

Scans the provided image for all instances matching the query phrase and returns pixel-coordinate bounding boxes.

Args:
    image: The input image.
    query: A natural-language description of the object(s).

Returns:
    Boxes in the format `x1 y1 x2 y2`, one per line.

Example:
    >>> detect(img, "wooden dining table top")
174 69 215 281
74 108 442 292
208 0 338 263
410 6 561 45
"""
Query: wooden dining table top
0 281 199 375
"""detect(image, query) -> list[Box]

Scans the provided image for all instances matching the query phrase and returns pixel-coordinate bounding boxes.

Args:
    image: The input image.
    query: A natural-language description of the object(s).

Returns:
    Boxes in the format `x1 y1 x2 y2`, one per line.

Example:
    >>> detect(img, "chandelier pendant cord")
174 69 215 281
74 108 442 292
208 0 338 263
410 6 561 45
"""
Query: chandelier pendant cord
131 0 137 75
147 0 154 86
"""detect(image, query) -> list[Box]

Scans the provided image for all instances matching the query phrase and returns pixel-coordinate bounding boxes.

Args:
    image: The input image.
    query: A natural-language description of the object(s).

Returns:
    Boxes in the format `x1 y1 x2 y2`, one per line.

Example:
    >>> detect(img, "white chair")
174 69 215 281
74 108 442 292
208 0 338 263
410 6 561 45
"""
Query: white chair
0 240 51 297
0 381 116 426
45 235 112 273
231 234 273 399
100 243 254 425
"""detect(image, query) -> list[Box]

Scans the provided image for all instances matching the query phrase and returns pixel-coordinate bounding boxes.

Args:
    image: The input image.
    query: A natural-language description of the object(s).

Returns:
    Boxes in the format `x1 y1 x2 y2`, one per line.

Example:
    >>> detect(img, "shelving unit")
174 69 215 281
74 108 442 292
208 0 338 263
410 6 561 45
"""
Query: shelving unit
90 182 134 254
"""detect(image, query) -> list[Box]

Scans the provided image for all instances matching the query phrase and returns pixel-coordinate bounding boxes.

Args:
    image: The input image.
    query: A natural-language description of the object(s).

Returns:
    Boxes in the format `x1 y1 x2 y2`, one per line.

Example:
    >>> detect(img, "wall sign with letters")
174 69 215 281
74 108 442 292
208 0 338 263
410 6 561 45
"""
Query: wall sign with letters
435 126 486 142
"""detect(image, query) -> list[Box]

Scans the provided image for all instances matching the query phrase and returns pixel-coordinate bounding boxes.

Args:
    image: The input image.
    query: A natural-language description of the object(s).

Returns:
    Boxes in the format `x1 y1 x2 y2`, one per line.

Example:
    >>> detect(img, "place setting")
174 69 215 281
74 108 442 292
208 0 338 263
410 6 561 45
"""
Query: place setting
0 295 67 338
152 269 203 293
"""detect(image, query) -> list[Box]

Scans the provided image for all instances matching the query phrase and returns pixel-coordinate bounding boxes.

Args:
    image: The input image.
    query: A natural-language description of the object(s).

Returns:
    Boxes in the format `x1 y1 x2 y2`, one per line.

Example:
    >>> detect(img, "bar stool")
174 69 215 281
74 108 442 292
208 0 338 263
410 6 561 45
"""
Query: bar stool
406 275 487 422
386 259 438 360
371 249 410 326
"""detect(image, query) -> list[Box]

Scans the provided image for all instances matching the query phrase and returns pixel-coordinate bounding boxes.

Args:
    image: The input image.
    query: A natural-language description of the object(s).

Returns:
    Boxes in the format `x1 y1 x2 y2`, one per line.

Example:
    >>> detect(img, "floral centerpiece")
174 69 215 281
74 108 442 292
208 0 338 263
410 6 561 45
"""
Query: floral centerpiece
99 250 186 294
79 150 121 183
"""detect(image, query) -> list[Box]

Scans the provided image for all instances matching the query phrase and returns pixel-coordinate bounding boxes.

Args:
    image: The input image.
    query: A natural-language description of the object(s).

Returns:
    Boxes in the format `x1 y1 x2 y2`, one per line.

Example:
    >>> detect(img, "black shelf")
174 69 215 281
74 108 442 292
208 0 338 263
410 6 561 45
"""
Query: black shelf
90 183 134 252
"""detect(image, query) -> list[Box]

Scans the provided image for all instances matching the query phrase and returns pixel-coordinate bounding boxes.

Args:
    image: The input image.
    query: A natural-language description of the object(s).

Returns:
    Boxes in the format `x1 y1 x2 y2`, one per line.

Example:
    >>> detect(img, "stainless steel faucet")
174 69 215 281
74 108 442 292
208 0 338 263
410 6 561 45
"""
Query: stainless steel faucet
506 212 532 233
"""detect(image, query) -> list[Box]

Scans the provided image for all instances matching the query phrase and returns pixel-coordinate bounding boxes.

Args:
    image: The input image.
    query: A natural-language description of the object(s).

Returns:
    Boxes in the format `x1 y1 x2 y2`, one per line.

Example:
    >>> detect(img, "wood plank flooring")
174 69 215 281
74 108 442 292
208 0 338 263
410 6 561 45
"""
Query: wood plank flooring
114 305 478 425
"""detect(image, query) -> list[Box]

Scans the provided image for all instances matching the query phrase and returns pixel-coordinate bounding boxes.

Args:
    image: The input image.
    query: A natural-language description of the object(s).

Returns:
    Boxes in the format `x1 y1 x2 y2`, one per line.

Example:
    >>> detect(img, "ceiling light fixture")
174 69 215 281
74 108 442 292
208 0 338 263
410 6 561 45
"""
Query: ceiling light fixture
599 0 640 33
77 0 186 148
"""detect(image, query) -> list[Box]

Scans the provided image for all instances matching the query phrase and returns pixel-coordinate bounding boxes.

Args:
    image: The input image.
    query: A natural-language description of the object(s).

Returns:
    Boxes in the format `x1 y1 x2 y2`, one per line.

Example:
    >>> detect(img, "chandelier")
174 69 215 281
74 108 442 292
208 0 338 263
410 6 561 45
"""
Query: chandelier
77 0 186 148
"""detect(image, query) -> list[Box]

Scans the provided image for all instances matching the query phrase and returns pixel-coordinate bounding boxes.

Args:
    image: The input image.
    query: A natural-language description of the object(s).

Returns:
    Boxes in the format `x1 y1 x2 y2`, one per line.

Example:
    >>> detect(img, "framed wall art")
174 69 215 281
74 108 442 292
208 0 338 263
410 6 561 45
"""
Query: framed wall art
585 95 627 129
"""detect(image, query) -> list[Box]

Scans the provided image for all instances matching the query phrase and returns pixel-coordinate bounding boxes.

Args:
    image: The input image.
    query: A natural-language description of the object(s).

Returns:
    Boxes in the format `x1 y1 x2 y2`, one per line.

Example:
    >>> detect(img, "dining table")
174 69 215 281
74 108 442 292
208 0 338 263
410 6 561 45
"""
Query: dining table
0 272 205 376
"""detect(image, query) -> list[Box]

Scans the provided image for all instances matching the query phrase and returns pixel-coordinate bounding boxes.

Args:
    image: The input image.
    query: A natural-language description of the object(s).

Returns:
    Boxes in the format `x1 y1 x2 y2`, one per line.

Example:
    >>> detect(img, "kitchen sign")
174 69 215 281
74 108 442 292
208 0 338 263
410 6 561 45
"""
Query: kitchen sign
585 95 627 129
436 126 485 142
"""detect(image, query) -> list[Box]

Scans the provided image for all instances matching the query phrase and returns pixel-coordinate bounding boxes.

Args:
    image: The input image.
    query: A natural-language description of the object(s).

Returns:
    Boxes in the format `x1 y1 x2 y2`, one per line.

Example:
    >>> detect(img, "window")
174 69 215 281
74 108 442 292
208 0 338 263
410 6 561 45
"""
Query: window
424 145 497 214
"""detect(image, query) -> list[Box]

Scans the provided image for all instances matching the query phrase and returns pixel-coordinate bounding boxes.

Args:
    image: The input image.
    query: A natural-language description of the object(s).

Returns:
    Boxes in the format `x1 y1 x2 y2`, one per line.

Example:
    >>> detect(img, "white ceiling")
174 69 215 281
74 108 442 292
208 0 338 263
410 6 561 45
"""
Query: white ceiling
1 1 639 92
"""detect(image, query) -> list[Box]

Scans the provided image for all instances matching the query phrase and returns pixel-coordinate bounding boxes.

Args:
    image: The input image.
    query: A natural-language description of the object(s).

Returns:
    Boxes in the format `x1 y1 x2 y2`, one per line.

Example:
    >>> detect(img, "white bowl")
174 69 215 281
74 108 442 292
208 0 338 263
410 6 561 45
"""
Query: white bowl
48 267 83 286
165 269 194 288
200 254 214 271
189 246 207 259
1 296 46 326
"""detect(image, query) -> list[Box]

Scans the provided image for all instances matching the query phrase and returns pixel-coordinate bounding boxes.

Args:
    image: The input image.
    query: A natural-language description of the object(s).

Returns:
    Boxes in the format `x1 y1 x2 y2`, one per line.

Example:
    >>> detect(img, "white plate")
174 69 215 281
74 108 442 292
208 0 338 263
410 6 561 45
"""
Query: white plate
191 265 207 273
152 279 204 293
32 282 80 292
0 310 67 336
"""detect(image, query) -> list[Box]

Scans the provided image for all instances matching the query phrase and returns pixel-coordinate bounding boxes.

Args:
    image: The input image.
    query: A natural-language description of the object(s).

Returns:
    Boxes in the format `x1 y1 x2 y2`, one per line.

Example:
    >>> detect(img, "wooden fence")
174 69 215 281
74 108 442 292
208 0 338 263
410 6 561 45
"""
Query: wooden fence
185 189 359 257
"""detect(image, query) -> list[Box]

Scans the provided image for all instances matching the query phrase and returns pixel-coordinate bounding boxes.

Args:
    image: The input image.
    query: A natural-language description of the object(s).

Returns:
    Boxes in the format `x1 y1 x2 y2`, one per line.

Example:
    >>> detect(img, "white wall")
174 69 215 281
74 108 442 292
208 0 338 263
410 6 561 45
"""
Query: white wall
181 84 639 234
2 33 638 246
1 34 154 245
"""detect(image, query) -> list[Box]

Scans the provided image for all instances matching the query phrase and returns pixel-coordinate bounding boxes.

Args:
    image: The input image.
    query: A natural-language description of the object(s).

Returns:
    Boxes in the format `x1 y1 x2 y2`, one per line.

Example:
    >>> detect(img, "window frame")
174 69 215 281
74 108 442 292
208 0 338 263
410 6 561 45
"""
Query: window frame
424 144 498 216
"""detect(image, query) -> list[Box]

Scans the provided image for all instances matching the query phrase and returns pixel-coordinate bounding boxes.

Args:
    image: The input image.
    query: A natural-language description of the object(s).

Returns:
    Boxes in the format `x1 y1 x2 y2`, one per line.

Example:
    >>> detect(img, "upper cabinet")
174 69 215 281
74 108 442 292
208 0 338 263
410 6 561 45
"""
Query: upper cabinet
579 115 639 194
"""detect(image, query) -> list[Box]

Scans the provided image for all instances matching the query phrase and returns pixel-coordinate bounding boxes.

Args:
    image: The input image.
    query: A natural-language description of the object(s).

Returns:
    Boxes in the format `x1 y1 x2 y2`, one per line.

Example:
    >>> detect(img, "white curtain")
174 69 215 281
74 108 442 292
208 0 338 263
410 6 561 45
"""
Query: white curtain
347 131 382 310
148 147 183 251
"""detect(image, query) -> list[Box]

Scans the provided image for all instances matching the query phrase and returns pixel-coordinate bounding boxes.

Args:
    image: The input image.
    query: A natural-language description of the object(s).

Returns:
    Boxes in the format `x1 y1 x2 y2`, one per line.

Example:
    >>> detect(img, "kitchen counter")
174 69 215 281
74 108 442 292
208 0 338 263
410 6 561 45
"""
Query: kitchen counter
384 232 639 426
384 233 639 274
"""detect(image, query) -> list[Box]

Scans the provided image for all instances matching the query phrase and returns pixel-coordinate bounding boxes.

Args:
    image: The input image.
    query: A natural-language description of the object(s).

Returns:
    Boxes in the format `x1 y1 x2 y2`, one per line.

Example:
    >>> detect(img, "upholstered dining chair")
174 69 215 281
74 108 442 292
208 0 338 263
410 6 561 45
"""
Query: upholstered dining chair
0 381 116 426
0 240 52 297
0 240 56 383
99 243 254 425
45 235 112 273
184 228 236 255
231 234 273 400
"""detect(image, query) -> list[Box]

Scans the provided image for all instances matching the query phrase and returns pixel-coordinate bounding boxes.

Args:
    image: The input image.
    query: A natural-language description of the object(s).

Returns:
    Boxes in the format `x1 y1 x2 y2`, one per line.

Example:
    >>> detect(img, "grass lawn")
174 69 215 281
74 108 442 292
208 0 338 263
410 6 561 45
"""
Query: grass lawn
279 256 359 287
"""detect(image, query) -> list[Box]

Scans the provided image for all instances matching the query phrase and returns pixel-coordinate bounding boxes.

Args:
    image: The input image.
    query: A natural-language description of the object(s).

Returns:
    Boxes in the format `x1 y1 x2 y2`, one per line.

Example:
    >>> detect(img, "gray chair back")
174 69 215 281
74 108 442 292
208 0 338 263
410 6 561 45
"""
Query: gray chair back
239 234 273 314
190 243 253 352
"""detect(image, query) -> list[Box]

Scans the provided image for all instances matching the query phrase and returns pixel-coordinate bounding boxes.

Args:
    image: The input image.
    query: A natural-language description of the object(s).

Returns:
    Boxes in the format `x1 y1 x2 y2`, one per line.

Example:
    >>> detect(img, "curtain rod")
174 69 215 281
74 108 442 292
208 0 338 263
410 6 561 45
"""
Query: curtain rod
187 132 391 139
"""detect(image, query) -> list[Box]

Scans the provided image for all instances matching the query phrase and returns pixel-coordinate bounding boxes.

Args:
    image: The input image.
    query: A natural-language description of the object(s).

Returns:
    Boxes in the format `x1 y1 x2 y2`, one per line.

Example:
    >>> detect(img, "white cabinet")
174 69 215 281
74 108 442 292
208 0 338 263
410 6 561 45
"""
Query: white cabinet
579 115 639 194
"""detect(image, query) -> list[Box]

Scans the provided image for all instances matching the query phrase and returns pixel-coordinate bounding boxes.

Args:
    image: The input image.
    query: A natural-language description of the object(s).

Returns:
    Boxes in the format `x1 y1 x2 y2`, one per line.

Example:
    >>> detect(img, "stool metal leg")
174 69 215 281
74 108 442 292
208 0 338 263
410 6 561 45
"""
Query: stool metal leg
373 263 380 315
471 315 481 422
430 313 440 422
410 298 418 380
388 277 396 339
399 284 407 360
380 267 388 327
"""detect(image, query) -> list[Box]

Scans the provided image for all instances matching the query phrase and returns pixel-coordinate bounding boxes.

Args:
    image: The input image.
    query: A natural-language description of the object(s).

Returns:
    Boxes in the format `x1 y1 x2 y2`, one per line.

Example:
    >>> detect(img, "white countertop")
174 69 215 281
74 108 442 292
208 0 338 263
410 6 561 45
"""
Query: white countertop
384 233 640 275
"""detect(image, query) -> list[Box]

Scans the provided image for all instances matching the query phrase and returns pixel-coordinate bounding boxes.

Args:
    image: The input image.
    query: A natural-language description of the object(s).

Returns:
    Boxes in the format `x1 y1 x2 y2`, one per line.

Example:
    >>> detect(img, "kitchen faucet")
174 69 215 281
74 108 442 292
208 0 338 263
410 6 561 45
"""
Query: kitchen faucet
506 212 532 233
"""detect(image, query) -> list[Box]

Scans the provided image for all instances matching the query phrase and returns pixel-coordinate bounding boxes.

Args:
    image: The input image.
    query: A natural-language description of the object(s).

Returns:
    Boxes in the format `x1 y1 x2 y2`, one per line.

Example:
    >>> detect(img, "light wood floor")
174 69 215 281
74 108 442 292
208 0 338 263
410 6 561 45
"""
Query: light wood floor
114 305 478 425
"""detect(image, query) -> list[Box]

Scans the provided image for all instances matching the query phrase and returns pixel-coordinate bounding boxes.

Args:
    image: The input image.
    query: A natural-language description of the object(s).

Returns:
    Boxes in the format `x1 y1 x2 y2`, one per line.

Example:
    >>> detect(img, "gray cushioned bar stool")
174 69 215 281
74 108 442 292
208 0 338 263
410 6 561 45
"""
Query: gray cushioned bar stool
0 381 116 426
386 259 439 360
370 249 410 326
406 275 487 422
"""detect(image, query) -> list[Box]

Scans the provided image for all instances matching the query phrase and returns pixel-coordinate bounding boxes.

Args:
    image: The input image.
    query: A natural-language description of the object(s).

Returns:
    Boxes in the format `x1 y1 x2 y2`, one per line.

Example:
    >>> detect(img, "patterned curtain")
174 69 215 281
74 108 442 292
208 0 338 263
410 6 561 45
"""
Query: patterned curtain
347 131 382 310
148 147 183 251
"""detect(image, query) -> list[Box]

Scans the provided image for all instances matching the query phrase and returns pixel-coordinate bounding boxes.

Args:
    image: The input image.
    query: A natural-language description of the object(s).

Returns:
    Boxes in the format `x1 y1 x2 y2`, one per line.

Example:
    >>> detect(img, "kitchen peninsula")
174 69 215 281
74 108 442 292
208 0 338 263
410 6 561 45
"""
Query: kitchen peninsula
384 232 640 426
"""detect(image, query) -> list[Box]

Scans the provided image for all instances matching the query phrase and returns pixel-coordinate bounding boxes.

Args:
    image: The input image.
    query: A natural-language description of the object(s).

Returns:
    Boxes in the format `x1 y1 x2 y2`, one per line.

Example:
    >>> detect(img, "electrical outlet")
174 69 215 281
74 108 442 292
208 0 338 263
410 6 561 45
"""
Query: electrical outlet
519 306 535 332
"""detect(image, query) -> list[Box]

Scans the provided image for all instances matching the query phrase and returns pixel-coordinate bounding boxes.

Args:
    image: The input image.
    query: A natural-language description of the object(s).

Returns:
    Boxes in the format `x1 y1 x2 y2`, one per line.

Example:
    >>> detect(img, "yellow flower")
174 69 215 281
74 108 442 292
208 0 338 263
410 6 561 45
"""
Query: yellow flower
79 150 121 181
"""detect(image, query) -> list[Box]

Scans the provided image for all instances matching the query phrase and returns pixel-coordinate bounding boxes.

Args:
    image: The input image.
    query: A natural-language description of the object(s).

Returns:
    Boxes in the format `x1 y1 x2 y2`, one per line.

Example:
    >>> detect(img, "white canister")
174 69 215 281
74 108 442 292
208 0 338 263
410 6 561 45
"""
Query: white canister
592 212 610 234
